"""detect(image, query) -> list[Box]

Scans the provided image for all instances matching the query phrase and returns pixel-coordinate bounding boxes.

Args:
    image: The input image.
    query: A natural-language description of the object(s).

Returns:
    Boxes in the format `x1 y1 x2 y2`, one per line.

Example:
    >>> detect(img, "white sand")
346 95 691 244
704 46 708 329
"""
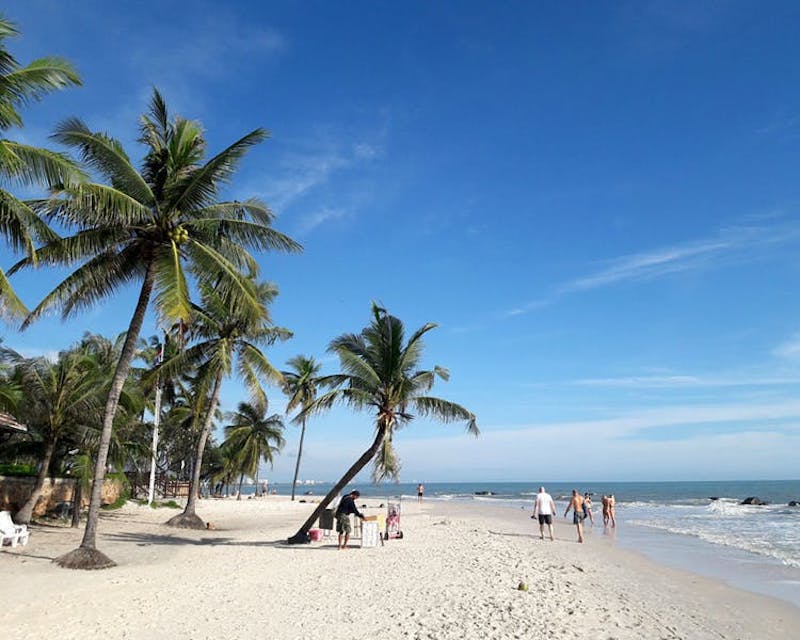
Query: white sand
2 497 799 639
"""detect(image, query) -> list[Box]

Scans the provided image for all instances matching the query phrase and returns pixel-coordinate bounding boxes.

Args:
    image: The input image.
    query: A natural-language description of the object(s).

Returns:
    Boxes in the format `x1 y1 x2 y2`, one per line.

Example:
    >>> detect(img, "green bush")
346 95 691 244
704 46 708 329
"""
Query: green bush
100 472 131 510
0 463 37 476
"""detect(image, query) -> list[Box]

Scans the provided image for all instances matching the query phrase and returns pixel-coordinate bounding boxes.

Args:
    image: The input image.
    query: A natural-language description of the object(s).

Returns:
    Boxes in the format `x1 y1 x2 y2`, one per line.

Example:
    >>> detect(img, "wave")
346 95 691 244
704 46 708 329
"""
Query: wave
628 519 800 568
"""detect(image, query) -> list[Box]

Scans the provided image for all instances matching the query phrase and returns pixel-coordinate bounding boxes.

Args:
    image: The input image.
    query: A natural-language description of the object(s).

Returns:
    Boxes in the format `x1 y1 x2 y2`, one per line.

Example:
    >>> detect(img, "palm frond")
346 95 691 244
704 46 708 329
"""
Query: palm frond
171 129 268 212
0 141 85 187
152 242 192 324
51 118 154 204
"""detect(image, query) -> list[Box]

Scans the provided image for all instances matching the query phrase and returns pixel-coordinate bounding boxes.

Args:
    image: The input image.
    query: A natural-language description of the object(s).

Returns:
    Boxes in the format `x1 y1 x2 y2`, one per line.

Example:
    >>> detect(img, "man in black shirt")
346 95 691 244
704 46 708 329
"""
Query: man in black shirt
335 490 365 550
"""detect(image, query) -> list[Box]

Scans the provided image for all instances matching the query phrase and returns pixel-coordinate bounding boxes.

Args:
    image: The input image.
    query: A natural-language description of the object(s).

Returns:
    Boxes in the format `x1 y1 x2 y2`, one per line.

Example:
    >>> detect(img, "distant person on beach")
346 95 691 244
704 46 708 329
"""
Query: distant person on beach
564 489 586 543
608 494 617 527
335 490 365 550
417 483 425 503
583 492 594 525
602 494 617 527
532 486 557 541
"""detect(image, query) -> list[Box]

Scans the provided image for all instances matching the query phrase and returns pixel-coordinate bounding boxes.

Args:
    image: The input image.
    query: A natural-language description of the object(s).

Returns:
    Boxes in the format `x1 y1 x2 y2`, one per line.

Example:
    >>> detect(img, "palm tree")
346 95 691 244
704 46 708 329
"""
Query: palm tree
281 355 322 501
222 400 285 499
162 277 290 528
0 15 81 319
287 303 478 544
12 346 103 524
12 90 300 568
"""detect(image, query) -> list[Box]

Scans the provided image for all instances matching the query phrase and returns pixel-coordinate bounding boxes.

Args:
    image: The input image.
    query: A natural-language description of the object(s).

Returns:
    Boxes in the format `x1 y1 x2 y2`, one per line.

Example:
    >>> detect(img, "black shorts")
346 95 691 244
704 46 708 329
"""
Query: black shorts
537 514 553 525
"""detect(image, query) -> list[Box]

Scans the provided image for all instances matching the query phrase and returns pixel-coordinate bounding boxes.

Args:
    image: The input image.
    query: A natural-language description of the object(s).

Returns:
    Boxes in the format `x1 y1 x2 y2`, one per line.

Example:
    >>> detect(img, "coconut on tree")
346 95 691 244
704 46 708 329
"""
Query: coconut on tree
0 15 81 319
287 303 478 545
12 90 300 568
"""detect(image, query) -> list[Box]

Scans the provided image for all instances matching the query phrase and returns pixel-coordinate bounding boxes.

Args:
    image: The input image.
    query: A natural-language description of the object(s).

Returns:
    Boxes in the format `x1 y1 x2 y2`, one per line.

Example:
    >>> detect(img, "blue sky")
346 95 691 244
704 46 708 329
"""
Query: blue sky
3 1 800 483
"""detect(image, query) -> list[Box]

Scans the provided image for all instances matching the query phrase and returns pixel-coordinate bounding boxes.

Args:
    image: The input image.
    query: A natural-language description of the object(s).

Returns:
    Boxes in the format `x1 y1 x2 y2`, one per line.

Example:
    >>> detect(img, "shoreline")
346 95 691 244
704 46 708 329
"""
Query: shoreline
2 496 799 639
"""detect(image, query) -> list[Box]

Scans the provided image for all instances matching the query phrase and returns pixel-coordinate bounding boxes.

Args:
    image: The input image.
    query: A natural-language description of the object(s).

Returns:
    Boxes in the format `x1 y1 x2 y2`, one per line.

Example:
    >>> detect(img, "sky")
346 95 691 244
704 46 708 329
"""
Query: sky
3 1 800 484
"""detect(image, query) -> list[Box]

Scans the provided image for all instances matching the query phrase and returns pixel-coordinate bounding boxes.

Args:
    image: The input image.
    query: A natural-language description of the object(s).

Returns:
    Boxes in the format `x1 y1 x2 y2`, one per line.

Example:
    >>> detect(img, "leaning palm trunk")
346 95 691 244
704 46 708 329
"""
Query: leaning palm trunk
290 417 307 502
287 423 388 544
166 371 223 529
14 438 56 525
55 264 156 569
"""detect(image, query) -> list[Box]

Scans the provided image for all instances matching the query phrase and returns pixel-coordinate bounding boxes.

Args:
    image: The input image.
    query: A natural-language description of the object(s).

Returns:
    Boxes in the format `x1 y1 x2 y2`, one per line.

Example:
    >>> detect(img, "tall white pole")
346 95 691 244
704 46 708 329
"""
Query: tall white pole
147 341 164 505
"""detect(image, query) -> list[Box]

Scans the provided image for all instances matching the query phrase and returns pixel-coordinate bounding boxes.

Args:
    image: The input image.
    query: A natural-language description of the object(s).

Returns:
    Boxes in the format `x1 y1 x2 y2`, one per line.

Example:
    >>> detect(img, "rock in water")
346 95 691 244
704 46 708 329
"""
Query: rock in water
741 496 767 505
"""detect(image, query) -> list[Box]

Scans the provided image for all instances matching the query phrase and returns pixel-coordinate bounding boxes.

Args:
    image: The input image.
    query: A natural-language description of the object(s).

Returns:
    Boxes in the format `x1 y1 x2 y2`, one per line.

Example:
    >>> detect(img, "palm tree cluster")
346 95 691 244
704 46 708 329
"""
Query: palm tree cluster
0 14 478 568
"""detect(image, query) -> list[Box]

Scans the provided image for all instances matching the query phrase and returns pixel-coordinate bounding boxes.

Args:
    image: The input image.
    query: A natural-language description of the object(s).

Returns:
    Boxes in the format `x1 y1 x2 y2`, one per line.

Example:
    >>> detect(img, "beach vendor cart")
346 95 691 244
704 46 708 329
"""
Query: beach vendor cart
383 501 403 540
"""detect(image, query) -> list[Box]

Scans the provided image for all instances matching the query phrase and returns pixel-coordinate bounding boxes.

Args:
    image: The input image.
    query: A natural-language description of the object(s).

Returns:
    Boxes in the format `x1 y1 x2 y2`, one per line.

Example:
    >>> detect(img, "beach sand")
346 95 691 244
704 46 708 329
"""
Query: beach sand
2 496 798 639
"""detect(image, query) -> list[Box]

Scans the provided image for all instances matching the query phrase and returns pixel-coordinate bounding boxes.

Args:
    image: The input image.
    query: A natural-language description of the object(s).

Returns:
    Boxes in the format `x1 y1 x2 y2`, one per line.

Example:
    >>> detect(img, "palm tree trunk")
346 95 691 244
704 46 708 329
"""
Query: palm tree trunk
14 437 56 525
287 423 387 544
237 473 243 500
54 262 156 569
290 418 307 502
70 481 82 528
166 370 223 528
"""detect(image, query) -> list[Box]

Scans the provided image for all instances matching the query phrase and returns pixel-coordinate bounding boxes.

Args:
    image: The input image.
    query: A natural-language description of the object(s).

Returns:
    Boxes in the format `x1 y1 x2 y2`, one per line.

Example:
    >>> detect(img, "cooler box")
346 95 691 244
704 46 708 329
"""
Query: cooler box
361 521 379 548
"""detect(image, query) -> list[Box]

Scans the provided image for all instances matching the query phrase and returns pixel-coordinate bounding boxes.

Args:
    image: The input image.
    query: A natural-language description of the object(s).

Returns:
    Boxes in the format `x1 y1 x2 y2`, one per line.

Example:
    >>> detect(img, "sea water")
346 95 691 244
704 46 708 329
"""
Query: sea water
266 479 800 607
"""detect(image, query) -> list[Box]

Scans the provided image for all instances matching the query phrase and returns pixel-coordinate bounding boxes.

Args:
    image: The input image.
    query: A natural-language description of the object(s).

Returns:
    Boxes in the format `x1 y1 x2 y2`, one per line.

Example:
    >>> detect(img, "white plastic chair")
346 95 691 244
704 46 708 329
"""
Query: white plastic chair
0 510 30 547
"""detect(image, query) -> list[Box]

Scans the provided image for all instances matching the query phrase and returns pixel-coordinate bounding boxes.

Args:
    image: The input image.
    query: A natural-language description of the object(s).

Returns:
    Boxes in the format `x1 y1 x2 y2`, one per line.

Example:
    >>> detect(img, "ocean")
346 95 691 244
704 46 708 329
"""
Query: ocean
266 479 800 607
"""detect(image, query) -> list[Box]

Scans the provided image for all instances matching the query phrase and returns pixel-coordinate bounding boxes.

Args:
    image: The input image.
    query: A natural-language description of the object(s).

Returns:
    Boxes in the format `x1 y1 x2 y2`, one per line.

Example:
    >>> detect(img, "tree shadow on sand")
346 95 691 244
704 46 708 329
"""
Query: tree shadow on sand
104 531 343 550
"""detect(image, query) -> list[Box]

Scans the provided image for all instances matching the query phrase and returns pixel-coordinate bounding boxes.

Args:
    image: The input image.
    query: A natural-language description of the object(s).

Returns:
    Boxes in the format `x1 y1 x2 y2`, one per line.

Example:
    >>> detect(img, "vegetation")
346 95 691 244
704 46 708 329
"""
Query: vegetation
0 15 82 319
0 13 478 570
281 355 322 501
160 277 289 528
9 90 299 568
287 304 478 545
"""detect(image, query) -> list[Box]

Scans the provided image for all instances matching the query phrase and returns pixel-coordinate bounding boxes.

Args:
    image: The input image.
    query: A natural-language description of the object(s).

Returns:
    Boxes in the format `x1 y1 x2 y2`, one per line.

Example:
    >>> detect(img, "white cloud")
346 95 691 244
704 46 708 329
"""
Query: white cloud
570 374 800 389
773 334 800 360
506 221 800 318
389 399 800 481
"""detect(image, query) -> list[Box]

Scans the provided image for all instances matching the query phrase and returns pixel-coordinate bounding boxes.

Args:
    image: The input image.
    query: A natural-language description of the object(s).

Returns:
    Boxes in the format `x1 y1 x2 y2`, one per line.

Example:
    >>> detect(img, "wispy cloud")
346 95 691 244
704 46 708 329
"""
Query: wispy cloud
506 221 800 317
568 373 800 389
773 333 800 360
391 398 800 480
253 129 386 233
128 16 287 82
295 206 350 235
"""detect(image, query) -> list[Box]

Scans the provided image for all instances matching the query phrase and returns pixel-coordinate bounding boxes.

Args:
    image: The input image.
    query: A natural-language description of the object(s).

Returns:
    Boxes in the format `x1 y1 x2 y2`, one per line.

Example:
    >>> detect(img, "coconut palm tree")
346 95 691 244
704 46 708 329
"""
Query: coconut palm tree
0 15 81 319
12 90 300 568
281 355 322 501
161 277 290 528
12 346 103 524
222 400 285 499
287 303 478 544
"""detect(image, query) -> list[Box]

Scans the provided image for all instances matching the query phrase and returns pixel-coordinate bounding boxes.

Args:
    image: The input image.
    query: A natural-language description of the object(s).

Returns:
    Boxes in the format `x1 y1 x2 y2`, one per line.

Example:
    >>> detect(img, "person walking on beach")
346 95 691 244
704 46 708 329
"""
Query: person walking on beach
607 494 617 528
532 486 557 541
417 483 425 503
564 489 586 543
583 492 594 526
335 490 365 550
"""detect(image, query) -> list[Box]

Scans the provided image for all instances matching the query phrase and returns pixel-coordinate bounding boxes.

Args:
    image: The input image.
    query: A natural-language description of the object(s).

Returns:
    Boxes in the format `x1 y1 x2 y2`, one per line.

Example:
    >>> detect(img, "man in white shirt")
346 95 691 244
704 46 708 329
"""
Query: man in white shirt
532 486 557 541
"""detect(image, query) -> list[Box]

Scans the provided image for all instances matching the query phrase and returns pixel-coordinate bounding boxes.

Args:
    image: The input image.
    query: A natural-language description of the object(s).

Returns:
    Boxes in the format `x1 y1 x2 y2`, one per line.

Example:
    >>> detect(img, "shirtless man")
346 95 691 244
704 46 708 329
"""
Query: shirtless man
564 489 585 543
